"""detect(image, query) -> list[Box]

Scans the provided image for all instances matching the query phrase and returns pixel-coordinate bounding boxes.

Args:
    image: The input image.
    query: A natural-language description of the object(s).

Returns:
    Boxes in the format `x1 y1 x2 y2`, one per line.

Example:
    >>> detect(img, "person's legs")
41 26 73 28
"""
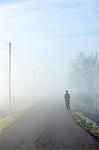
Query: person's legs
66 103 68 111
67 102 71 111
65 101 68 110
66 102 69 111
68 103 71 111
65 101 70 111
65 102 67 110
69 105 70 111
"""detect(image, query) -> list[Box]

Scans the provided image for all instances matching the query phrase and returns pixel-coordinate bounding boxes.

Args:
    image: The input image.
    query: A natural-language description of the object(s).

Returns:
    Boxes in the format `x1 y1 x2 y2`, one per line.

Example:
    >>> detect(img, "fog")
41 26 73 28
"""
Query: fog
0 0 98 113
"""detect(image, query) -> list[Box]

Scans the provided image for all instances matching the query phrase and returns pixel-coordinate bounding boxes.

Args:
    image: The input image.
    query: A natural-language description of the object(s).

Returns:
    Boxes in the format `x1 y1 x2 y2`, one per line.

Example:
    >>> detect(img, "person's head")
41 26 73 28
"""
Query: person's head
66 90 68 94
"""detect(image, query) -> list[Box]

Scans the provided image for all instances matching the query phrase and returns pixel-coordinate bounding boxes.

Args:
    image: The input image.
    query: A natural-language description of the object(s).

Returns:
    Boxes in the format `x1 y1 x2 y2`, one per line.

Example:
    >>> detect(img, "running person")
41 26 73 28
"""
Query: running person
64 90 70 111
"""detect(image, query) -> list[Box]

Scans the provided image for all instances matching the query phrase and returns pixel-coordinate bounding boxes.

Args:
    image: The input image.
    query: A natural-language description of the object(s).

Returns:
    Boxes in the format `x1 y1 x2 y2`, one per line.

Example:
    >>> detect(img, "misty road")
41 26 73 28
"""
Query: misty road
0 102 99 150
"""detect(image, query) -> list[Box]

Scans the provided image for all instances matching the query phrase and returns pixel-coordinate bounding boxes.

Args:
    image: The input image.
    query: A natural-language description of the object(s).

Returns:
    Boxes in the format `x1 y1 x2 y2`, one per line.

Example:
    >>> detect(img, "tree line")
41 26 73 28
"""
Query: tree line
70 51 99 112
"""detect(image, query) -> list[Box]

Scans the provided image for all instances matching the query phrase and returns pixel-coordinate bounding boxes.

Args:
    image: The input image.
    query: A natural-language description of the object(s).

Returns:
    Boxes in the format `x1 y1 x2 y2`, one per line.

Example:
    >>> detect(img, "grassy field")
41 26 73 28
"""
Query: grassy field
72 110 99 138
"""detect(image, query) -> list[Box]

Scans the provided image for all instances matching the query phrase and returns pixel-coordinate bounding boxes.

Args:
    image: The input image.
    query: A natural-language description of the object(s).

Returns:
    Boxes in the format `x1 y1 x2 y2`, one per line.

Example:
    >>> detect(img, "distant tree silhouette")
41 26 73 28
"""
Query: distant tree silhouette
71 52 99 111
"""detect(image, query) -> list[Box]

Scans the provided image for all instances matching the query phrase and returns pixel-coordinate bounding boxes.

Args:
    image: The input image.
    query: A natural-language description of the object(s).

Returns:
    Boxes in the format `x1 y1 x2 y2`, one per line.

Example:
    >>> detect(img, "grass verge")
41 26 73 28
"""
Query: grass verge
72 110 99 139
0 106 31 133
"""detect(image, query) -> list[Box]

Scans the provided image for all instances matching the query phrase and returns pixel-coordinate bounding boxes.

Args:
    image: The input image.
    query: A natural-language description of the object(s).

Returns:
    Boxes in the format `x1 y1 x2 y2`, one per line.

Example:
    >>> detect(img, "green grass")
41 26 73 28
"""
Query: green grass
72 110 99 138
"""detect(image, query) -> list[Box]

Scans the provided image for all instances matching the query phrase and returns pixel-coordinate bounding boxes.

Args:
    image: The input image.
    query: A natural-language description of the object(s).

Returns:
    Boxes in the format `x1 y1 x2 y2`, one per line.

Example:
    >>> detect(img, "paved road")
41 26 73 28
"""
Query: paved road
0 102 99 150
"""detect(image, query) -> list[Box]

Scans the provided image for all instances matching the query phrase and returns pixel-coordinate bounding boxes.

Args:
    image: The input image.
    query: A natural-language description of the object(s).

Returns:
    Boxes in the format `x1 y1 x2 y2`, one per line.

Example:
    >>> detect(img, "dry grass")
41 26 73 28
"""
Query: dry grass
0 106 31 132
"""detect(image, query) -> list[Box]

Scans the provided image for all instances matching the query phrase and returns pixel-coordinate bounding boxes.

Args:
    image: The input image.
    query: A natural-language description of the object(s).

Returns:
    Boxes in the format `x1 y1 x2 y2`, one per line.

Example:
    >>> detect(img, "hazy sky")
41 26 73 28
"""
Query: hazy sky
0 0 98 106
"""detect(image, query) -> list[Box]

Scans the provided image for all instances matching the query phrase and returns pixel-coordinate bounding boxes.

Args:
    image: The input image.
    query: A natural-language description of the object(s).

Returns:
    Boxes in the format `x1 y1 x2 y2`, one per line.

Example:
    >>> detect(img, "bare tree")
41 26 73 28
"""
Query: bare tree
71 52 99 111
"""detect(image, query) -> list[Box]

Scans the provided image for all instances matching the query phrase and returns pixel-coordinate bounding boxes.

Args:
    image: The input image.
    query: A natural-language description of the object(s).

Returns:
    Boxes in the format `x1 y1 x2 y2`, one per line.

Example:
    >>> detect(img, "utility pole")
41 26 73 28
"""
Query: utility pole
33 69 36 98
9 42 11 111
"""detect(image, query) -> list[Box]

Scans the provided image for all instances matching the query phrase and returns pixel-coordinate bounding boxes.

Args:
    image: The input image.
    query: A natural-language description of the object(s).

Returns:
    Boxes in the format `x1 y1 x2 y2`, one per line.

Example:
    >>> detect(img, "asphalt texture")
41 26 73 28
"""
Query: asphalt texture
0 102 99 150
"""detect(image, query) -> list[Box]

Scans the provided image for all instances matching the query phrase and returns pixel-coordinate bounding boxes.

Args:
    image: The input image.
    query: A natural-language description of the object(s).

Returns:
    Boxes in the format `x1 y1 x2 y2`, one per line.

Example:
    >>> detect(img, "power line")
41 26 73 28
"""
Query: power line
12 52 31 72
0 38 9 45
0 46 8 52
0 42 30 72
12 48 34 73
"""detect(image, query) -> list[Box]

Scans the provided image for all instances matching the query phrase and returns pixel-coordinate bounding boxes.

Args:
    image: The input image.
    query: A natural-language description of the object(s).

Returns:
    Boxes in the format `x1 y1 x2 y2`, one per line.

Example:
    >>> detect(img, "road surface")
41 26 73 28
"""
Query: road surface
0 101 99 150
